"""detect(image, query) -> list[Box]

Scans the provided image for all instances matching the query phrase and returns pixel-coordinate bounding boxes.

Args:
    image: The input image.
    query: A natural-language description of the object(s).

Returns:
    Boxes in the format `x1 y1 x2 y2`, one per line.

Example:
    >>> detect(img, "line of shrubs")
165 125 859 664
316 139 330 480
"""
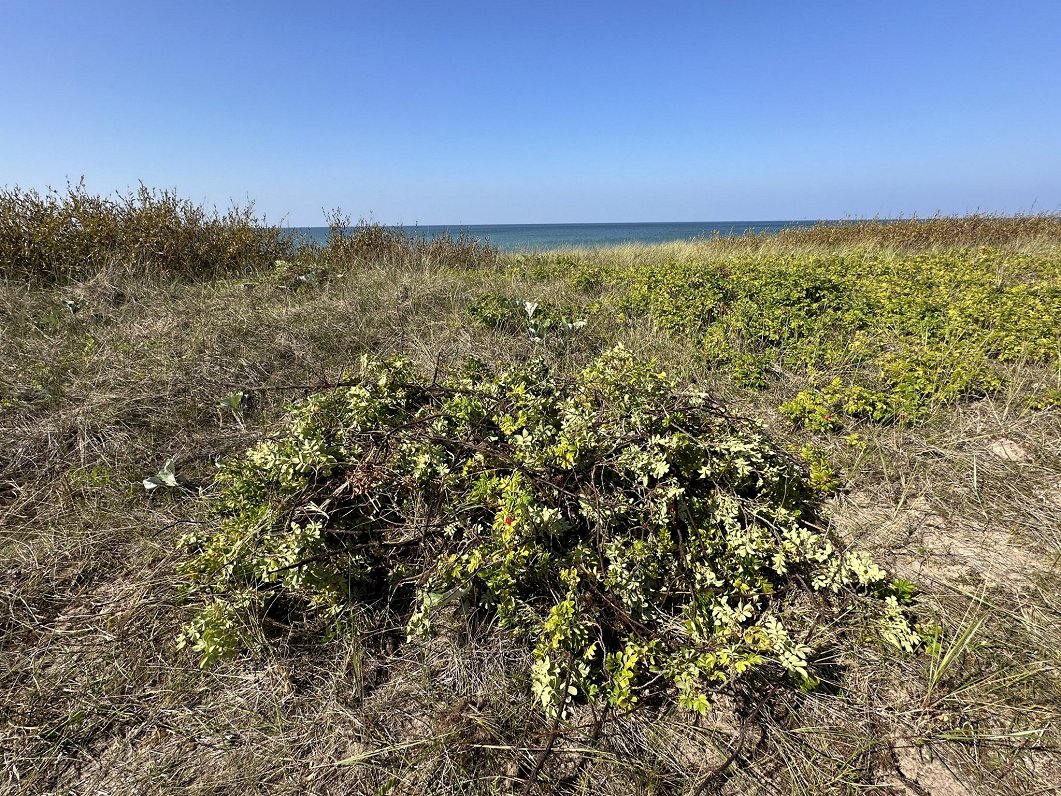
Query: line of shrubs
0 181 293 283
0 182 500 284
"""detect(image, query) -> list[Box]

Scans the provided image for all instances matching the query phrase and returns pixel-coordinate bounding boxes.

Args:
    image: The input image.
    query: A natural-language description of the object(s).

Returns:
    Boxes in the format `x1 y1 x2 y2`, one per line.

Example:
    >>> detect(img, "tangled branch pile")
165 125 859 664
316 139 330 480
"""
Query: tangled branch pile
179 348 920 715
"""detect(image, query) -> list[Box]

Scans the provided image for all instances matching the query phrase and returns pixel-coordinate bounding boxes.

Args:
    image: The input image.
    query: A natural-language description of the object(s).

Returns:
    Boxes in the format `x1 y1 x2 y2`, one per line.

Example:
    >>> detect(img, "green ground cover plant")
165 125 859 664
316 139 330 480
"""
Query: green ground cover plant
542 247 1061 428
178 348 920 715
468 291 589 341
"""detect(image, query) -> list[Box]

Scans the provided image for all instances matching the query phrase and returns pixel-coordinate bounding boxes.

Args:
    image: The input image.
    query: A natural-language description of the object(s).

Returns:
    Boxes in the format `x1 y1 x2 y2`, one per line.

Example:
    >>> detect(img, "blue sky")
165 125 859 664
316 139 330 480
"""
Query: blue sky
2 0 1059 224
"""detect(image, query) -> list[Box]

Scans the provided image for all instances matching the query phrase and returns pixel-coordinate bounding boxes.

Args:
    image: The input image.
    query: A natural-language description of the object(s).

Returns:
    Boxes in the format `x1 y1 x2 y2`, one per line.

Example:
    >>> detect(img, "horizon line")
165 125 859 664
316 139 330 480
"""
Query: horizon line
280 219 838 229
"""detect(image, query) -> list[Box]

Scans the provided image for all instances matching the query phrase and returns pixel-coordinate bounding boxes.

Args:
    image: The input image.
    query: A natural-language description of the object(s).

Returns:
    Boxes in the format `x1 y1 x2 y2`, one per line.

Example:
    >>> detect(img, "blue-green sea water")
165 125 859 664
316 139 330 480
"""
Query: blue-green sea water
288 220 826 252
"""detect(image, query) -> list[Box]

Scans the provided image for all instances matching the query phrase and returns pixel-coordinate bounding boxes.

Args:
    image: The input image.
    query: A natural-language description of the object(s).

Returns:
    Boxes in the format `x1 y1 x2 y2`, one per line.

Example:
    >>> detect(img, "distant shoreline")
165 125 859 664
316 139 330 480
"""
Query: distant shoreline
283 219 833 251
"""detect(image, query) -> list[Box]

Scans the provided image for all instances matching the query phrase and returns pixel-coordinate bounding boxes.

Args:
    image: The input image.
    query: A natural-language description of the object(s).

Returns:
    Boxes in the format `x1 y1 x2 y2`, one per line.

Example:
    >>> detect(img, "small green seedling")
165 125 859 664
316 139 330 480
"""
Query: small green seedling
217 391 245 412
216 391 246 429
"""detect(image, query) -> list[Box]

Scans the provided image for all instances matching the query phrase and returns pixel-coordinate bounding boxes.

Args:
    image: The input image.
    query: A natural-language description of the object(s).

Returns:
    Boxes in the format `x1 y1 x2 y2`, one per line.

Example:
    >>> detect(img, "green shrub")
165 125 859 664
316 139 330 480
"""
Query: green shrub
781 345 1006 429
1027 387 1061 410
321 213 499 270
0 180 293 283
797 444 842 494
178 348 920 714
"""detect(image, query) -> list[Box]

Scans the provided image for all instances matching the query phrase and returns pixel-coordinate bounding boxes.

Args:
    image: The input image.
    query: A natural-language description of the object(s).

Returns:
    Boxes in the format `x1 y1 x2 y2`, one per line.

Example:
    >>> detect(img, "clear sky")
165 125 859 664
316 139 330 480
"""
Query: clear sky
2 0 1059 225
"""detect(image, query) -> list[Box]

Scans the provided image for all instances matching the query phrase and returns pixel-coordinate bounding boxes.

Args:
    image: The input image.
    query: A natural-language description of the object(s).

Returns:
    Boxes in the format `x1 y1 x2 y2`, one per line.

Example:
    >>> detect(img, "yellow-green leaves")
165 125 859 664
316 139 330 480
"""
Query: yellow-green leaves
597 248 1061 429
179 348 920 715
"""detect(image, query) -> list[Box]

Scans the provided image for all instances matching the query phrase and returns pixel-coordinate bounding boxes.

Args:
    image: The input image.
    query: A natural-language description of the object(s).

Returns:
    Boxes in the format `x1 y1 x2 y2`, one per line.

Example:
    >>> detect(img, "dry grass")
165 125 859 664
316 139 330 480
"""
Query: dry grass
2 216 1060 795
774 214 1061 250
503 213 1061 270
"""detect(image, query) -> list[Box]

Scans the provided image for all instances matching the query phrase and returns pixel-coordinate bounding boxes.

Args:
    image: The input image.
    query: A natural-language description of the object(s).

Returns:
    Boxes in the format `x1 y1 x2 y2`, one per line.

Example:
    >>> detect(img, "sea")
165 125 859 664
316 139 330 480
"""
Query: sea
286 220 826 252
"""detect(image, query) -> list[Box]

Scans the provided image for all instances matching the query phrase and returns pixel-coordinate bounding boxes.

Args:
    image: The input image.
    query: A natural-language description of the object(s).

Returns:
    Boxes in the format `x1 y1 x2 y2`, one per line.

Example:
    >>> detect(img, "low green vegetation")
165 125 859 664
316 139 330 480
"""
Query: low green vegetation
179 348 919 716
533 247 1061 428
2 189 1059 795
468 292 588 341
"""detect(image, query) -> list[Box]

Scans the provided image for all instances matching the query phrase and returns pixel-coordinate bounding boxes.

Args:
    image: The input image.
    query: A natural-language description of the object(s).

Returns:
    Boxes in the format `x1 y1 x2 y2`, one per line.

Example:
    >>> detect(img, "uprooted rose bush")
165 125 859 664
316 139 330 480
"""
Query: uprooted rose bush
177 347 923 715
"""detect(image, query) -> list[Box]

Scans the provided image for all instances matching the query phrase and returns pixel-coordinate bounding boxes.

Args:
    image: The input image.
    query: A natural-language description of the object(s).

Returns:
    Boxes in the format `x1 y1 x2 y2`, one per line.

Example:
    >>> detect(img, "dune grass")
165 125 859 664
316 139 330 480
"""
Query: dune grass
1 193 1060 794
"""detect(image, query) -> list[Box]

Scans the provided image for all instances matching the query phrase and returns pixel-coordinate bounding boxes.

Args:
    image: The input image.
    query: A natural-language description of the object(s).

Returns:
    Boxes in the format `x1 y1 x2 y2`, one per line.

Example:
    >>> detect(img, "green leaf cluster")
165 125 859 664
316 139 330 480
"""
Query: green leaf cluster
178 347 919 713
468 292 587 341
568 248 1061 425
780 345 1006 429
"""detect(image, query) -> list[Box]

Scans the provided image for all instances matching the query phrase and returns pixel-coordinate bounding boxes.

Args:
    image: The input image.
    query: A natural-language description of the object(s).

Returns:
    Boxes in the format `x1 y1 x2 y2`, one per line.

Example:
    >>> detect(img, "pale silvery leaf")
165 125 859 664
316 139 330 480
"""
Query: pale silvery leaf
143 459 179 491
217 391 245 410
524 301 538 318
